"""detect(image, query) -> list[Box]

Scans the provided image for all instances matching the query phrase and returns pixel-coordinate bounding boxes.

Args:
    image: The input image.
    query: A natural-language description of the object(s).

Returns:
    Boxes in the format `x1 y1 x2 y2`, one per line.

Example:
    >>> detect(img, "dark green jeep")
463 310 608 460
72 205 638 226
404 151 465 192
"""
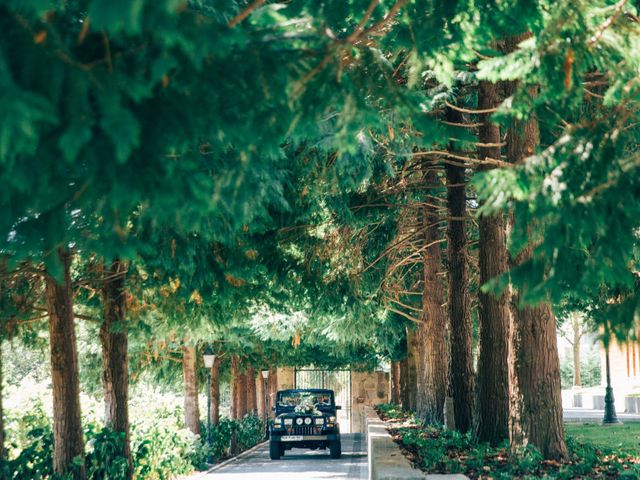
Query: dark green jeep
268 388 342 460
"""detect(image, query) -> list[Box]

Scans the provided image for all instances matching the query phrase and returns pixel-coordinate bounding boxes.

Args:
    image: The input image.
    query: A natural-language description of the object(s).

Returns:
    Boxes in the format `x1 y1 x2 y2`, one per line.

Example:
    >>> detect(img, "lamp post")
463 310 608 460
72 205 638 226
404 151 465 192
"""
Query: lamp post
602 344 621 424
262 369 269 439
203 346 216 454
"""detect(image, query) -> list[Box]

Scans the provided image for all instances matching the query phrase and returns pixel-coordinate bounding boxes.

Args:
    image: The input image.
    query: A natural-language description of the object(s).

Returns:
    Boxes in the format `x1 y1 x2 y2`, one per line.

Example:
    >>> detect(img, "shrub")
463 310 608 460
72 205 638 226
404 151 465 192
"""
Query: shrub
4 403 266 480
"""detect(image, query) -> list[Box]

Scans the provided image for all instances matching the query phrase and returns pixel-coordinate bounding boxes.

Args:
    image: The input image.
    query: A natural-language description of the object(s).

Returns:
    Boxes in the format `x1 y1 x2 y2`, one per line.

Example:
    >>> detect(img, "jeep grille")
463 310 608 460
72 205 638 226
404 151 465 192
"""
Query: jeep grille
292 425 316 436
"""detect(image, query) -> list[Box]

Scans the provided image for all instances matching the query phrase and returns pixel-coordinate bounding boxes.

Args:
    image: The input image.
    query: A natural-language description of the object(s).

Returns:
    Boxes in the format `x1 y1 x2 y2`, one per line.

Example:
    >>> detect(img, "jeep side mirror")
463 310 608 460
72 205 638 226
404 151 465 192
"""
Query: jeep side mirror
336 406 342 410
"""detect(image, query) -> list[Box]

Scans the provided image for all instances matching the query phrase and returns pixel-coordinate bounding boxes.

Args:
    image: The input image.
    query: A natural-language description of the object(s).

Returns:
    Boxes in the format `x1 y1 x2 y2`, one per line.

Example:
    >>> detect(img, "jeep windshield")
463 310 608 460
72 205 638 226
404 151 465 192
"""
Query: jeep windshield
276 390 335 413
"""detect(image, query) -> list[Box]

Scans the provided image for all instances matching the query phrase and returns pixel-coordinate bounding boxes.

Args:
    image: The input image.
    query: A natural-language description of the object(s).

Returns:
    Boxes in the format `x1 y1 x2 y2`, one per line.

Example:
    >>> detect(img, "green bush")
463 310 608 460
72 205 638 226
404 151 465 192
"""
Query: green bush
3 404 266 480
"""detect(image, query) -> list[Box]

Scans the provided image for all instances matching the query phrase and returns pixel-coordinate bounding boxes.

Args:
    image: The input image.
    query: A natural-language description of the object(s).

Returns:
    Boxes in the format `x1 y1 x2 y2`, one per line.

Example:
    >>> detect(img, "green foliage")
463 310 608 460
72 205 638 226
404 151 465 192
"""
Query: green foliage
4 398 264 480
390 406 640 479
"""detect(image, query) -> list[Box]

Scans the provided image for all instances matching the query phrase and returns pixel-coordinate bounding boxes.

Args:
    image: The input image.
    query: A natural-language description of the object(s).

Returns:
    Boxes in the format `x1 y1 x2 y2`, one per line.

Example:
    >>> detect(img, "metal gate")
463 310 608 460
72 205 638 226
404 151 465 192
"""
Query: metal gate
294 368 351 433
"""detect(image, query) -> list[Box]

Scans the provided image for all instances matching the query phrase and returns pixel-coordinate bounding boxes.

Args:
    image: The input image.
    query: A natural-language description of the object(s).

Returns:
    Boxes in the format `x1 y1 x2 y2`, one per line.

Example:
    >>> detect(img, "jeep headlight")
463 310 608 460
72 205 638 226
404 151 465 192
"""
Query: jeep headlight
284 418 293 426
315 417 324 425
275 418 283 426
304 417 312 425
329 416 336 422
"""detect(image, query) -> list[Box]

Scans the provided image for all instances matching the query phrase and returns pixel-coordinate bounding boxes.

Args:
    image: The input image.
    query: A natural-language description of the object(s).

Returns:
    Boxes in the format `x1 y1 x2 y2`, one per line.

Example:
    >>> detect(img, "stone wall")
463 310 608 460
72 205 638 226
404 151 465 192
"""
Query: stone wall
352 371 389 434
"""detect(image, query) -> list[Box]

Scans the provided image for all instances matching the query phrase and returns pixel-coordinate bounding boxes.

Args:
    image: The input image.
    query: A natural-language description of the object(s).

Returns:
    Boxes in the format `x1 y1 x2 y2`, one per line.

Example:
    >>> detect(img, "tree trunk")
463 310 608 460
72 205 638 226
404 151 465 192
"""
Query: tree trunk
237 369 248 419
257 371 266 422
210 358 220 426
475 79 512 446
404 328 419 412
416 169 448 425
572 317 582 387
246 366 257 414
100 259 132 477
182 345 201 436
505 34 567 458
267 368 278 418
46 248 86 479
230 355 240 420
399 357 410 409
445 107 474 434
390 361 401 405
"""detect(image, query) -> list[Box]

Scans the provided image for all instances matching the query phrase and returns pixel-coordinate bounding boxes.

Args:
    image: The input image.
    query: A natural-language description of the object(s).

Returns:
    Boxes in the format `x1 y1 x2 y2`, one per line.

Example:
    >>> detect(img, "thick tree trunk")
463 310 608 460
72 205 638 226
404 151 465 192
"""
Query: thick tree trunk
237 369 248 419
210 358 220 426
404 328 419 412
100 259 132 477
416 169 448 425
46 249 86 479
390 361 402 405
230 355 240 419
505 35 567 458
475 79 512 446
182 345 201 436
257 372 266 422
445 107 474 434
246 366 257 414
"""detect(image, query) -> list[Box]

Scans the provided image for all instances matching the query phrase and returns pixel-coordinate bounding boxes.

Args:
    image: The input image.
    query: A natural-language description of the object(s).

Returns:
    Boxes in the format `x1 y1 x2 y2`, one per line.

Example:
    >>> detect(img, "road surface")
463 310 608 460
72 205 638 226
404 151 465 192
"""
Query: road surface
202 433 367 480
564 408 640 423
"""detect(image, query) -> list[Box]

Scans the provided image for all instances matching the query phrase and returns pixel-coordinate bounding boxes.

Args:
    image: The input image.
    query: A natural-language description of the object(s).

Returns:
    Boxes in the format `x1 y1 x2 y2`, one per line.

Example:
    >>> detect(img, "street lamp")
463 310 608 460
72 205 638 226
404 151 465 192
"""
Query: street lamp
602 344 621 424
262 369 269 439
203 346 216 453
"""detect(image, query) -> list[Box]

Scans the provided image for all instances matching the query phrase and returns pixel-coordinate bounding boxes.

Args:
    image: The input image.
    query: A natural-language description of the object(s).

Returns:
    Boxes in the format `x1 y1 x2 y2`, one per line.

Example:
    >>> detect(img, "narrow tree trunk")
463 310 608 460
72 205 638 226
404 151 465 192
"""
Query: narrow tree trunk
399 357 410 409
210 358 220 426
404 328 419 412
46 248 86 479
390 361 401 405
182 345 201 436
267 368 278 418
246 366 257 414
100 259 132 477
416 169 448 425
505 34 567 458
572 317 582 387
475 79 512 446
230 355 240 420
445 107 474 434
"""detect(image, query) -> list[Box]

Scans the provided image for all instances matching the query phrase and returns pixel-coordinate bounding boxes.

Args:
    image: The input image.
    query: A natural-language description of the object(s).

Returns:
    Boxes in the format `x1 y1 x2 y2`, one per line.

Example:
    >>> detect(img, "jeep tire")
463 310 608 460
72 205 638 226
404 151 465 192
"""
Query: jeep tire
329 439 342 459
269 441 281 460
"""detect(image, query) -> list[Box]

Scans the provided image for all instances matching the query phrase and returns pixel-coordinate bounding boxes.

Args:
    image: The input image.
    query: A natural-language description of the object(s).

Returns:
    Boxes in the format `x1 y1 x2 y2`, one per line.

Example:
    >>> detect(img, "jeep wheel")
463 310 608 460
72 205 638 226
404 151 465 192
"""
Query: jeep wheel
329 440 341 459
269 441 281 460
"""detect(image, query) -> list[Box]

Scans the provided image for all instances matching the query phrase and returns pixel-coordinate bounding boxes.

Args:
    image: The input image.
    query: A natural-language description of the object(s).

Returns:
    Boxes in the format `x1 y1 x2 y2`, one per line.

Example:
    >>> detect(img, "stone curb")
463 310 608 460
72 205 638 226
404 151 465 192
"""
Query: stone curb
365 407 468 480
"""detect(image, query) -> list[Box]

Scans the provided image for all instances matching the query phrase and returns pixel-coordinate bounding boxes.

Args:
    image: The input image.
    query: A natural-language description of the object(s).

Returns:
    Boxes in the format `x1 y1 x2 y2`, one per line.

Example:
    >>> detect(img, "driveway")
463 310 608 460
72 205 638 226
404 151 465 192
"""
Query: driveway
200 433 367 480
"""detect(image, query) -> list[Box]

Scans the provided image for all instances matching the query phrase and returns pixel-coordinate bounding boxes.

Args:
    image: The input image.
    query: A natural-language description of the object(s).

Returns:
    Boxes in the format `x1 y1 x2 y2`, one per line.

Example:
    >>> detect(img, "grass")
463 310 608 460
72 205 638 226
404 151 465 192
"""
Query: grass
565 422 640 456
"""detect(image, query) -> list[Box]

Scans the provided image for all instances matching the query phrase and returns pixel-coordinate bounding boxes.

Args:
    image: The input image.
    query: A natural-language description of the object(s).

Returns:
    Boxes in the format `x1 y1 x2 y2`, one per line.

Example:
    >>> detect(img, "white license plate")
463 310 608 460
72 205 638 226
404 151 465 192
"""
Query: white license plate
281 435 303 441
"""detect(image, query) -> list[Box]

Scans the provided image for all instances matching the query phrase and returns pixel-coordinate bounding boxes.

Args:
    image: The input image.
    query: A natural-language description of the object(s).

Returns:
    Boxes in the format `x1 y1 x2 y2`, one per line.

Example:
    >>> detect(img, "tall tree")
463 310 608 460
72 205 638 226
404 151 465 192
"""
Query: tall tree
46 249 85 479
445 106 474 433
100 259 132 476
182 344 201 436
416 168 448 425
475 79 512 445
246 366 257 414
210 357 220 426
505 70 567 459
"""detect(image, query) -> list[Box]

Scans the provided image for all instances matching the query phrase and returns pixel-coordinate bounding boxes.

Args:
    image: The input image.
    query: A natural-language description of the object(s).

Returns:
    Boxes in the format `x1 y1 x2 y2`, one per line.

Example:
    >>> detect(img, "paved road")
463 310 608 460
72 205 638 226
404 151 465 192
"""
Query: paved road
202 433 367 480
564 408 640 423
